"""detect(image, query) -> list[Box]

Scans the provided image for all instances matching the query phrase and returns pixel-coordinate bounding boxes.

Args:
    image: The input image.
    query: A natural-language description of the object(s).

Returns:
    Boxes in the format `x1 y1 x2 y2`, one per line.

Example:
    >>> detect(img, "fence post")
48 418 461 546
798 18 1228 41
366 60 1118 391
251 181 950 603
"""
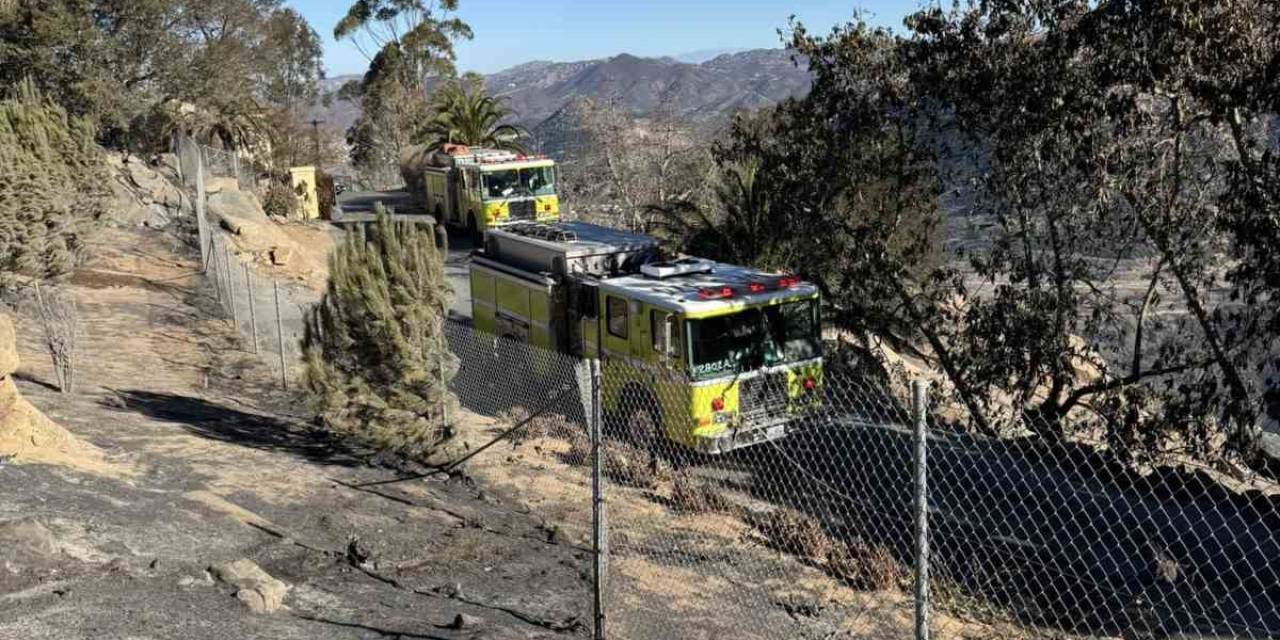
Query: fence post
208 236 223 303
590 358 606 640
274 280 288 390
195 145 208 272
438 302 450 430
912 379 931 640
245 264 259 354
224 244 239 332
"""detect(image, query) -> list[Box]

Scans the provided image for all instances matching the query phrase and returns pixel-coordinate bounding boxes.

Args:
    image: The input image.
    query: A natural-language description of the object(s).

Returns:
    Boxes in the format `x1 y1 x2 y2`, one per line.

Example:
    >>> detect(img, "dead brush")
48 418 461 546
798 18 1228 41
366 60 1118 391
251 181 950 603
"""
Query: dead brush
32 283 79 393
670 472 738 515
826 538 902 591
750 508 833 563
497 406 587 450
566 438 665 488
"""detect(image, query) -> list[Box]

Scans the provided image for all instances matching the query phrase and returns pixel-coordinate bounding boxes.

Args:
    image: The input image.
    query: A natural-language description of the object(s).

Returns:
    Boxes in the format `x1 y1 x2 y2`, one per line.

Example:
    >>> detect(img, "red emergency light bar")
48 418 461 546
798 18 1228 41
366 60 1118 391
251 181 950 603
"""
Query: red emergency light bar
697 286 735 300
697 275 804 300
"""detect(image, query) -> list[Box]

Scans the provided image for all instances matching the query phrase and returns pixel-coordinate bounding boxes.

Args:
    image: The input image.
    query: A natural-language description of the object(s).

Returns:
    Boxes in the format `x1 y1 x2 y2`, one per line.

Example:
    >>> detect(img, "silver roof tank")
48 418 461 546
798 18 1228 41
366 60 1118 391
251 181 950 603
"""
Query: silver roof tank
482 222 660 277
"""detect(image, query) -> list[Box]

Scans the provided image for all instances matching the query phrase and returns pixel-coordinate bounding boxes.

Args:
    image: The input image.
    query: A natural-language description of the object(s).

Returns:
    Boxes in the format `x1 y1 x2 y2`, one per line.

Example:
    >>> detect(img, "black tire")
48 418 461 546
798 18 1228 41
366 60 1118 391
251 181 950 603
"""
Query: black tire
621 388 663 448
467 213 481 245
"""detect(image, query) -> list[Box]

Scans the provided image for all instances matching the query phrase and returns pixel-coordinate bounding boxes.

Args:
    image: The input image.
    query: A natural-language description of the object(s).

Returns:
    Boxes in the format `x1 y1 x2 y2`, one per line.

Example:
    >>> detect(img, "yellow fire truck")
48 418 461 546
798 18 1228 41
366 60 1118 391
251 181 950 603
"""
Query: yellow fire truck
400 144 560 240
470 222 823 453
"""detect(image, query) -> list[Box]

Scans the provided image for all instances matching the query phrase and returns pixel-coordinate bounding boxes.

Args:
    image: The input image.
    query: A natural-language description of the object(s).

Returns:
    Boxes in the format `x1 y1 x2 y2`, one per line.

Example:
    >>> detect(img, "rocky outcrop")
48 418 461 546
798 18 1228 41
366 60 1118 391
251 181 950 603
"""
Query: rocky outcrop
0 314 120 476
103 152 190 229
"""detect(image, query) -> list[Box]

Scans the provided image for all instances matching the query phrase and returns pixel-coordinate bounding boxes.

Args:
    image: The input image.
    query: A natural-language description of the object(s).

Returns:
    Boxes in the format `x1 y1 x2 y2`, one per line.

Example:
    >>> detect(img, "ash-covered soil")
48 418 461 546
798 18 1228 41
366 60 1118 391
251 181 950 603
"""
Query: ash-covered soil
1 227 590 640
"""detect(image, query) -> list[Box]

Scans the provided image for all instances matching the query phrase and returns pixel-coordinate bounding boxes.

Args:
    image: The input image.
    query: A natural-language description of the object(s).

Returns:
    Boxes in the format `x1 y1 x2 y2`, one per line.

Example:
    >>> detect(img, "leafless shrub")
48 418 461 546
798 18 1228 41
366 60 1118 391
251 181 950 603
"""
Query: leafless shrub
826 539 902 591
670 472 738 515
33 283 79 393
750 508 833 563
565 437 664 488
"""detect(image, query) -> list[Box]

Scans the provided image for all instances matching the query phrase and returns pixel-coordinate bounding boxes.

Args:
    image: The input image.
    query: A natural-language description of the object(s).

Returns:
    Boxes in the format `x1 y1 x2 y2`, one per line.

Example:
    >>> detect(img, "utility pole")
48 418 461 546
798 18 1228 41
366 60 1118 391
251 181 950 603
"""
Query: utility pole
308 119 325 167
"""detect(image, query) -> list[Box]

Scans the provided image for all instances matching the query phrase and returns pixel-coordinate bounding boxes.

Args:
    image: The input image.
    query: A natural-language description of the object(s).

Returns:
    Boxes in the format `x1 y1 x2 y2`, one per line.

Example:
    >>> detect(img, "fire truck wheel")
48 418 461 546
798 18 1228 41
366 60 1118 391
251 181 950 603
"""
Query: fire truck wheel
467 213 481 245
621 388 662 449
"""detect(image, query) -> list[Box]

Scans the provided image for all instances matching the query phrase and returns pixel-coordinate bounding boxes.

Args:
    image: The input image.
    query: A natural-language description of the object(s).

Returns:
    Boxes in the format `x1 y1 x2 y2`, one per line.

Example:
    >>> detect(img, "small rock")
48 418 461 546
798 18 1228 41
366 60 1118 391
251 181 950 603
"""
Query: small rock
211 559 289 613
345 536 372 566
142 203 172 228
269 246 293 266
446 613 483 630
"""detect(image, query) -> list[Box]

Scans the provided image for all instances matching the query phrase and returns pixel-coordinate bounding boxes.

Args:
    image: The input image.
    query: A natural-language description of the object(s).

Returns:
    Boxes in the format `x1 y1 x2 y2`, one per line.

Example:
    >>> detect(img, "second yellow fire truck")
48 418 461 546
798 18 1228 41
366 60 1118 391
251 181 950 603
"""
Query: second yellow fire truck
401 144 560 241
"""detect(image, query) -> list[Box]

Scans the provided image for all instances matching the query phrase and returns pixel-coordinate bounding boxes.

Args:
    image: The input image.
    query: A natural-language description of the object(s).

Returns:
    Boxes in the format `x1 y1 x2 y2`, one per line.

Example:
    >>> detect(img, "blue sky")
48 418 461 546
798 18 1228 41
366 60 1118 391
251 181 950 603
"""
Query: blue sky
286 0 919 77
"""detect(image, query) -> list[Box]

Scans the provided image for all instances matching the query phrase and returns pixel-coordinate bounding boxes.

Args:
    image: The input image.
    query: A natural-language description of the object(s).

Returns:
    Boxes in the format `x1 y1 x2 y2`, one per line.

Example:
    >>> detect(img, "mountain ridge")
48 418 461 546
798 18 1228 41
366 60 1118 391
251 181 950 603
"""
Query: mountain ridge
309 48 810 139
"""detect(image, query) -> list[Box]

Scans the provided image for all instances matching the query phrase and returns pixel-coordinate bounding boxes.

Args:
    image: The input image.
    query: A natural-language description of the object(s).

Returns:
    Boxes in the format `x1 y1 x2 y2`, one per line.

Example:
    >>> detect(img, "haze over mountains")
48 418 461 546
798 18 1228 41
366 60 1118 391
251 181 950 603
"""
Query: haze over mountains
311 48 810 142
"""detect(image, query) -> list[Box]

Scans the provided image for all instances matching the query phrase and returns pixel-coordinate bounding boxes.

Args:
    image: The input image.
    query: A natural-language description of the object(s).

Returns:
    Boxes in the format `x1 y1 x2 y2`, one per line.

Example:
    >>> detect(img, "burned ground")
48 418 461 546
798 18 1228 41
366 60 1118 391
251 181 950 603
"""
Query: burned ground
1 226 590 639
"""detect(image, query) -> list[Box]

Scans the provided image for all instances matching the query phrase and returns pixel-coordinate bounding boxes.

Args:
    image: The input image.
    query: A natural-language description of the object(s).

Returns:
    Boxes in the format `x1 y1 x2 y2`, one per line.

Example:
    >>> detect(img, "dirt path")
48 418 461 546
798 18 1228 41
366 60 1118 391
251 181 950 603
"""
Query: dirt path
1 227 590 639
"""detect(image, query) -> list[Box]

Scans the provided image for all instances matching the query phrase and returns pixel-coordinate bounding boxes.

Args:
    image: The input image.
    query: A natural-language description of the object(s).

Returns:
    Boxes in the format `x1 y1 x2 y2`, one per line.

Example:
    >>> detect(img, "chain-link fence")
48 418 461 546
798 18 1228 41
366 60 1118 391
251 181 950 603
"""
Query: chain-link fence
433 322 1279 640
173 132 312 387
167 134 1279 638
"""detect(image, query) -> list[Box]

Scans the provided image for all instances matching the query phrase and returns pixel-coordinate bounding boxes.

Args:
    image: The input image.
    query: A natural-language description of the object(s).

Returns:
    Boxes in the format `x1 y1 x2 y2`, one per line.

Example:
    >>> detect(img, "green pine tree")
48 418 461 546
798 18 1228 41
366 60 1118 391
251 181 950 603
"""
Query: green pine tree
0 78 108 289
302 207 456 458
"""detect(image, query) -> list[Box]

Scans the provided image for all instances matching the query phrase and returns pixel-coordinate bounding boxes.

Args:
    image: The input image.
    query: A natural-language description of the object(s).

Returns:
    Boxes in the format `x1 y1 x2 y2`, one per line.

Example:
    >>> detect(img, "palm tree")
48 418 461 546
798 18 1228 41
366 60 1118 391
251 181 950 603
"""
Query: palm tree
650 157 788 268
416 79 528 153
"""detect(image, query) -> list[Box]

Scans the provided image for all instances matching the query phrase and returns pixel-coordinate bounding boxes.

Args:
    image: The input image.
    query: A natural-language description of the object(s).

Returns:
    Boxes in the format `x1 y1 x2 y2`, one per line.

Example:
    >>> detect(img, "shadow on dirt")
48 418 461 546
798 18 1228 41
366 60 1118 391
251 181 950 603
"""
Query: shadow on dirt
102 389 367 467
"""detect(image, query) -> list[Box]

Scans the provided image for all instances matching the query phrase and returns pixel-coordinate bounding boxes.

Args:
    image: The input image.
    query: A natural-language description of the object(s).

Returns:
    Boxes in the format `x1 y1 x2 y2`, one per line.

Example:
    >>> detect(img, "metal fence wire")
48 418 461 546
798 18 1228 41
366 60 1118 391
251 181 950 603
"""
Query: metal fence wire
171 136 1279 639
432 323 1280 640
174 133 311 388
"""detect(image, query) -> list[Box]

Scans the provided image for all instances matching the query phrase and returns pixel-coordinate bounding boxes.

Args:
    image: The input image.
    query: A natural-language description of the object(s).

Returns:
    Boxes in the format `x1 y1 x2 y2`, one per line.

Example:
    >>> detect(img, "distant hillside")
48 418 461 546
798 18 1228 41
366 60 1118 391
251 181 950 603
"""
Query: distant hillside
486 49 810 126
307 49 810 139
305 74 363 137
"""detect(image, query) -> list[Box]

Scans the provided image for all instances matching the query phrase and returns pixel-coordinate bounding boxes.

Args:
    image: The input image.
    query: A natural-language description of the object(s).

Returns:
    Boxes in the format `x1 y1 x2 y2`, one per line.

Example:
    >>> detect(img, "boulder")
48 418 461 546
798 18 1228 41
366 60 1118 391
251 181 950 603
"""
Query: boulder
205 176 240 194
208 191 270 238
125 157 184 207
142 203 173 229
156 152 181 177
101 152 189 227
0 518 59 559
0 314 17 378
211 559 289 613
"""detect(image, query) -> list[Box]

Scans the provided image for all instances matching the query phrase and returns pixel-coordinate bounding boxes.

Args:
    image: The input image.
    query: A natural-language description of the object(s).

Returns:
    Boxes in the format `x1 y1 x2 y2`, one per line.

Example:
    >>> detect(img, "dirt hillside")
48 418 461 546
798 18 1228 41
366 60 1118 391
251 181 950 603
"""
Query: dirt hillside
0 314 124 477
1 226 590 639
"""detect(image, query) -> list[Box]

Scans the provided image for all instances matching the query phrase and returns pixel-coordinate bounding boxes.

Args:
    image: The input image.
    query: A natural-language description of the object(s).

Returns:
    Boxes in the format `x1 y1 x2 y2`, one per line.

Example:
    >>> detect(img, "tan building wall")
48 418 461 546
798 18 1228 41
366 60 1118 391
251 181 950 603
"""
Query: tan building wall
289 166 319 220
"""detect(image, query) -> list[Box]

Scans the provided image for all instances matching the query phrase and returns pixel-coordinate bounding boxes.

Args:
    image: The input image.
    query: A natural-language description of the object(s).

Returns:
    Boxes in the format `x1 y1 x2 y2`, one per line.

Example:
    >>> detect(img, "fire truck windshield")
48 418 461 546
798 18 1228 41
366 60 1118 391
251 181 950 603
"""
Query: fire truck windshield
482 166 556 199
686 299 820 381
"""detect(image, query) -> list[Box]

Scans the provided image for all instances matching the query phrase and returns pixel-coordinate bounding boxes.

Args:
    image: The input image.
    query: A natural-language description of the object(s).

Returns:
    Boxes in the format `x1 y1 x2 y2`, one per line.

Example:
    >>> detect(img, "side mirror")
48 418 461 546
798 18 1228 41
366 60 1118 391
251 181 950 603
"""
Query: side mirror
664 315 679 359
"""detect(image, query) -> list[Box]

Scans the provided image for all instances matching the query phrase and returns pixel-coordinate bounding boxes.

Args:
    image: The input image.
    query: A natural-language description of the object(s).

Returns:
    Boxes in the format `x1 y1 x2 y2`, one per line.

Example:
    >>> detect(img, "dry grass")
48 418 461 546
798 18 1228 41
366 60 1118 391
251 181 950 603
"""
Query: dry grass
827 538 902 591
751 507 904 591
497 406 587 449
564 436 666 488
751 508 834 563
670 472 739 515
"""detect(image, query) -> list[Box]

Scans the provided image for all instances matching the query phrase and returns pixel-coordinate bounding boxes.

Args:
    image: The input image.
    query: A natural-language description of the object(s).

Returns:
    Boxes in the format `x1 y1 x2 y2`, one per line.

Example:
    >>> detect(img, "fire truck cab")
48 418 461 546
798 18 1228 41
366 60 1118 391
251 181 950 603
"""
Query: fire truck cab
469 221 823 453
401 145 560 240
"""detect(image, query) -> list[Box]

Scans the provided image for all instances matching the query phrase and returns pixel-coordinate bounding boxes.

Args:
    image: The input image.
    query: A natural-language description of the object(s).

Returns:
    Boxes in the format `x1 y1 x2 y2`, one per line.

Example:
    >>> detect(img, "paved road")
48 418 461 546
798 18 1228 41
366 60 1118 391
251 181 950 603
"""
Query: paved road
331 189 473 320
332 189 428 222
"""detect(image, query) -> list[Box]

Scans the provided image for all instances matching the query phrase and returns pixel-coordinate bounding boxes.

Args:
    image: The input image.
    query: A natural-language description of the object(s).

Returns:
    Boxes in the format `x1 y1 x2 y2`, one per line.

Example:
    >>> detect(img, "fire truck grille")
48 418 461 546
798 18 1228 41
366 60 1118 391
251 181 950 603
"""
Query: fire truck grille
508 199 536 220
739 372 789 424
